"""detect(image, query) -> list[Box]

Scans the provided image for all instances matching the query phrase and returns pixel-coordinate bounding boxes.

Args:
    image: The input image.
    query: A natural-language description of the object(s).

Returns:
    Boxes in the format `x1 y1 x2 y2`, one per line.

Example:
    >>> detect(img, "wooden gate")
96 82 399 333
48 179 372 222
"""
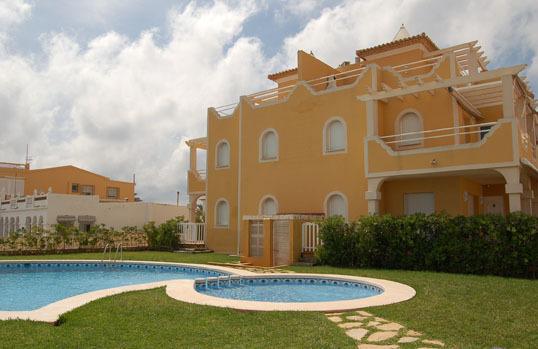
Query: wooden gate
272 220 290 266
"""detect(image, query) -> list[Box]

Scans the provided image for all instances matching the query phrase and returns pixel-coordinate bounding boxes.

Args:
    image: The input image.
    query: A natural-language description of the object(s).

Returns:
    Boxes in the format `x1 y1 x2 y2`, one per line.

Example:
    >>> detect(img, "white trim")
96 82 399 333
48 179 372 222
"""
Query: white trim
323 117 348 155
214 198 230 228
324 191 348 220
215 139 230 169
394 109 424 149
258 128 279 163
258 195 279 215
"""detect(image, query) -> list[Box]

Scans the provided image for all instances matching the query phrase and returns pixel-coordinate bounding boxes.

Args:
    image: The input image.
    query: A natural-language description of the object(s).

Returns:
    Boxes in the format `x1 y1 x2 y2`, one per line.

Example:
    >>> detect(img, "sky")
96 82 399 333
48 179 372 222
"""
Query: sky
1 0 537 204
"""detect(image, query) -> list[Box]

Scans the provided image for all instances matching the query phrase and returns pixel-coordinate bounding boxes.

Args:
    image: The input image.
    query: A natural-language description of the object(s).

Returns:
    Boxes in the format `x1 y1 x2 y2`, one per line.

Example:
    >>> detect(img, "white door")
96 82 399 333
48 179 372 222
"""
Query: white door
483 196 504 214
404 193 435 215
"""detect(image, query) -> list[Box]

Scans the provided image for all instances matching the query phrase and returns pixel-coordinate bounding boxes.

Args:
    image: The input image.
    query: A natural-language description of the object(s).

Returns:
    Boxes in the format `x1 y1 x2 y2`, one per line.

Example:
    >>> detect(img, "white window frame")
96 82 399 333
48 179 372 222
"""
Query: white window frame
323 117 347 154
403 192 435 215
395 109 424 149
258 195 279 215
215 140 230 169
259 128 279 162
324 191 348 220
214 198 230 228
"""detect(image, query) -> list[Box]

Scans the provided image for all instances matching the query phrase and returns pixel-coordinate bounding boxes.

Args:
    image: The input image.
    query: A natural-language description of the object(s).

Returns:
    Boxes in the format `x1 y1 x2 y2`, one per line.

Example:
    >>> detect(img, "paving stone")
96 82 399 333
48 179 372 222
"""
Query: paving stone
356 310 373 317
398 337 420 343
367 331 399 342
357 344 399 349
406 330 423 337
339 322 363 329
327 316 343 323
374 317 387 322
366 321 381 327
422 339 445 346
346 328 369 341
376 322 404 331
346 315 367 321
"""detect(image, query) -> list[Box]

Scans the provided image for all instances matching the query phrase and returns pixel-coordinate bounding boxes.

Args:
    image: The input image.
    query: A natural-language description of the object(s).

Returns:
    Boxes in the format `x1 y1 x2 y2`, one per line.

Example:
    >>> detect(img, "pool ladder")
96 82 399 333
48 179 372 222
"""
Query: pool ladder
101 243 123 264
200 275 241 289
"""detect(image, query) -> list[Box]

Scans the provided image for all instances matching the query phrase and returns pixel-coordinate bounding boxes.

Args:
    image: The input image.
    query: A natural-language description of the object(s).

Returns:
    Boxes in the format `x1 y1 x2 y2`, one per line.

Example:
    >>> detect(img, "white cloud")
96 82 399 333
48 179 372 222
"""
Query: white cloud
1 0 537 205
0 0 273 203
281 0 538 84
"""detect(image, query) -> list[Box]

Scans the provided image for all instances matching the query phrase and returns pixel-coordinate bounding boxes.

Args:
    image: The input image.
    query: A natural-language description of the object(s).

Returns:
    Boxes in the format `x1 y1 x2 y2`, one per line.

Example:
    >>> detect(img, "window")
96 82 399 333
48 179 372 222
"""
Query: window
480 125 492 140
326 192 347 219
216 140 230 168
324 118 347 153
398 112 422 146
260 196 277 215
260 129 278 161
404 193 435 215
249 220 264 257
215 199 229 227
71 183 79 193
107 187 119 199
81 185 94 195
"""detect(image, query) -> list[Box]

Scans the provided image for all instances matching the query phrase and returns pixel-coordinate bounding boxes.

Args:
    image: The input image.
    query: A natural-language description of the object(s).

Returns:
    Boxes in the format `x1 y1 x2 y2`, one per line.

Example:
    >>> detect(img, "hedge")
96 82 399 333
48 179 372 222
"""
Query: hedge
316 213 537 279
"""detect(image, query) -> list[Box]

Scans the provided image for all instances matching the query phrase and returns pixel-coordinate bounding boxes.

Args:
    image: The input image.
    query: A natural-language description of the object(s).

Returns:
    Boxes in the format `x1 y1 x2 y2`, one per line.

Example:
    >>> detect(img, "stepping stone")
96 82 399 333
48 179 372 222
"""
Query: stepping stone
366 321 381 327
406 330 422 337
327 316 343 323
398 337 419 343
358 344 399 349
346 315 367 321
339 322 363 329
376 322 404 331
374 317 387 322
422 339 445 346
346 328 369 341
357 310 373 317
367 331 398 342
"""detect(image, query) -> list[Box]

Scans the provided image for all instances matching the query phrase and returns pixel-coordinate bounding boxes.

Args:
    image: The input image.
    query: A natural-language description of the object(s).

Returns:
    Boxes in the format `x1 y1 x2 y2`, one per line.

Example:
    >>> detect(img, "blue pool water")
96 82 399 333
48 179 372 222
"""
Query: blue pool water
0 262 224 311
196 277 383 303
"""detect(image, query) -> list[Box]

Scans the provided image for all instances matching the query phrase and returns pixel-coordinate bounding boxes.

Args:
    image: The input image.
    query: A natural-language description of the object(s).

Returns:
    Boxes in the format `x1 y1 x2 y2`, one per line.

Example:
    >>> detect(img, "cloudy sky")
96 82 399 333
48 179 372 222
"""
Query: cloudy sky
1 0 537 203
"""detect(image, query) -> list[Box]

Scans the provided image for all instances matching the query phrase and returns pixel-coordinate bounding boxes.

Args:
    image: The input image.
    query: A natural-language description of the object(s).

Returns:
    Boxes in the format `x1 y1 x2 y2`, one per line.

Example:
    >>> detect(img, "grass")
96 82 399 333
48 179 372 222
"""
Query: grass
1 251 536 348
288 265 538 349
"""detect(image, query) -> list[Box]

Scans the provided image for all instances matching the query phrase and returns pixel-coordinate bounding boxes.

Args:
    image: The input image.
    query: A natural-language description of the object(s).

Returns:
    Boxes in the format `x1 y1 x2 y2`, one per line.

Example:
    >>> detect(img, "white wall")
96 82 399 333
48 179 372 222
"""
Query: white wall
0 177 24 200
98 202 188 229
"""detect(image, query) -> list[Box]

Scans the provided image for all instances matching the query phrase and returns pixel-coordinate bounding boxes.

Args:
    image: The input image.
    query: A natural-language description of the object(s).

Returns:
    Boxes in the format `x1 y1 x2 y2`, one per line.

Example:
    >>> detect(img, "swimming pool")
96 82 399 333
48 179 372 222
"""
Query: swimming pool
0 262 225 311
195 276 383 302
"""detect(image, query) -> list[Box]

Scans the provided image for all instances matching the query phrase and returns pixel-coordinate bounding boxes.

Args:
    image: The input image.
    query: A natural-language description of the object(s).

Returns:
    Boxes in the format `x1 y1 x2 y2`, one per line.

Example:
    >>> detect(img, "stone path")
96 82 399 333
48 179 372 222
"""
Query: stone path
325 311 446 348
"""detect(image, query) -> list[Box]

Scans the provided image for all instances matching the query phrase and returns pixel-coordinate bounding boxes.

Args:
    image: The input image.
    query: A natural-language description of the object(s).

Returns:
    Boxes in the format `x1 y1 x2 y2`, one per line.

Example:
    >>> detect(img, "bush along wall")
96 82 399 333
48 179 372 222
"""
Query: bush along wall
143 216 184 251
316 213 538 279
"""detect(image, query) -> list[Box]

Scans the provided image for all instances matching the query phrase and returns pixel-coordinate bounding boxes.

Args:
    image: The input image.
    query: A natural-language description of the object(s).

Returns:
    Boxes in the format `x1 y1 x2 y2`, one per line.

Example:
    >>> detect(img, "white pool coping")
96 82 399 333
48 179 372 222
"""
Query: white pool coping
0 260 415 322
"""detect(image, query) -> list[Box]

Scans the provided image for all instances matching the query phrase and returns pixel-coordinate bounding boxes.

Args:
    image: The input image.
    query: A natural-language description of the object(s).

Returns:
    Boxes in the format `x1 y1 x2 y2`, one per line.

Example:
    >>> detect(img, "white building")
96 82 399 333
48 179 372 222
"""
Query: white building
0 192 188 237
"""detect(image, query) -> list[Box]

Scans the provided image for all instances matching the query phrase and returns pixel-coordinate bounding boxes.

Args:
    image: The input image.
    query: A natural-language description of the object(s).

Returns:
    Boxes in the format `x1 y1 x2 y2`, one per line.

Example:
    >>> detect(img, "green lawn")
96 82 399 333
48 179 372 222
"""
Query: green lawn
0 251 536 348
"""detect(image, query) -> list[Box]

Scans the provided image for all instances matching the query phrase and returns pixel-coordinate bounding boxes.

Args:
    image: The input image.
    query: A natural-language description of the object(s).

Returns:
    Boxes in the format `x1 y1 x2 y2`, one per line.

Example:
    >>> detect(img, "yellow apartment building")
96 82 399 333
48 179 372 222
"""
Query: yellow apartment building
186 27 538 265
0 163 135 202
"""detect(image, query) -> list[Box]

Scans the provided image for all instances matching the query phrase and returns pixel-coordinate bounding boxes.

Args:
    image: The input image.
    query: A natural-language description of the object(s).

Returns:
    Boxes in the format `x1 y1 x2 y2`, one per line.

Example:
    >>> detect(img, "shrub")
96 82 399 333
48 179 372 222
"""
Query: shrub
317 213 538 279
143 216 185 250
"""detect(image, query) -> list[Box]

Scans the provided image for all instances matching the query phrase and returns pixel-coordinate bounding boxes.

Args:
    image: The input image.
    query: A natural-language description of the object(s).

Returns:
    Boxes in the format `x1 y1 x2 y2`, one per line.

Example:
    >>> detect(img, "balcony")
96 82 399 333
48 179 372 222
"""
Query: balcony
187 169 206 194
366 119 517 177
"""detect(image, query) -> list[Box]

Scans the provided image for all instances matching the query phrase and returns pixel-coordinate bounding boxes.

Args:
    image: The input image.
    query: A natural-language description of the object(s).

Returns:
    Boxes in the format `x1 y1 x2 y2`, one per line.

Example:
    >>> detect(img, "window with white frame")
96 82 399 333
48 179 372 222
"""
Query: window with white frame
399 112 422 146
324 118 346 153
260 129 278 161
216 141 230 168
107 187 119 199
260 196 277 215
404 192 435 215
215 199 229 227
326 193 347 219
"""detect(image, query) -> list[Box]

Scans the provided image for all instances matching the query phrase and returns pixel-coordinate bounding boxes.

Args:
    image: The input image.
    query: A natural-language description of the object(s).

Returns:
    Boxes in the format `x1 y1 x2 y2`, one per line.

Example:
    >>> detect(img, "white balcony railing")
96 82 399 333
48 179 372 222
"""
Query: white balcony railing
378 121 498 148
178 223 205 245
301 222 321 253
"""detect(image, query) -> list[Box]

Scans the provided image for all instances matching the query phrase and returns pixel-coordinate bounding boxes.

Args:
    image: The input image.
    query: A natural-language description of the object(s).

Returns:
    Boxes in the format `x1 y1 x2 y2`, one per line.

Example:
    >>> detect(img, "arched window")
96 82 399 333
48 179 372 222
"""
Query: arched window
260 196 278 215
260 129 278 161
215 199 229 227
325 192 348 219
398 112 422 146
324 118 347 153
216 140 230 168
